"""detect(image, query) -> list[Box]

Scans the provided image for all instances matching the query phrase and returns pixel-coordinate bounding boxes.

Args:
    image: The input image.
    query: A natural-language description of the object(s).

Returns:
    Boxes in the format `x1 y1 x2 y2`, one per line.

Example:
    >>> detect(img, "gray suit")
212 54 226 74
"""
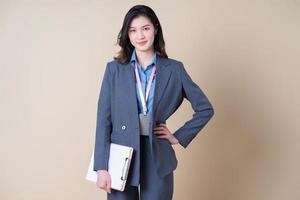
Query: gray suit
93 56 214 187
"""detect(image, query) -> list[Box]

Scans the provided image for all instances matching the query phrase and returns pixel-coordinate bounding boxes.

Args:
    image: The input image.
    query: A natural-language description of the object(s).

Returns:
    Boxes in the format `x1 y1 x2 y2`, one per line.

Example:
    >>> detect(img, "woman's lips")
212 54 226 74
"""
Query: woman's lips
137 41 147 46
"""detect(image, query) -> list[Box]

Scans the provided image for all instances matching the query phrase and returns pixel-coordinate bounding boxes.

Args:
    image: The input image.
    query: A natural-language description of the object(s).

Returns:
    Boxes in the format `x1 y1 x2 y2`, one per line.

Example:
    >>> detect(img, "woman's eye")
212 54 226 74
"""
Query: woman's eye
129 29 135 32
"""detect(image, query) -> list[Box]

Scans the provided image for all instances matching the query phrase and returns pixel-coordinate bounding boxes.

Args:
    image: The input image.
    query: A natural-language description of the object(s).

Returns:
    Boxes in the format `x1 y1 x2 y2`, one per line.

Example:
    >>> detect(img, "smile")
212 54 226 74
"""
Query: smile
137 41 147 45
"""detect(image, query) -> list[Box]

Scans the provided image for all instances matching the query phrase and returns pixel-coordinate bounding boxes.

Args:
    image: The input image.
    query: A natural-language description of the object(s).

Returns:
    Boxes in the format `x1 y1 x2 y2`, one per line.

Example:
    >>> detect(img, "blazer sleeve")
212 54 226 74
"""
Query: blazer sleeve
93 62 112 171
173 62 214 149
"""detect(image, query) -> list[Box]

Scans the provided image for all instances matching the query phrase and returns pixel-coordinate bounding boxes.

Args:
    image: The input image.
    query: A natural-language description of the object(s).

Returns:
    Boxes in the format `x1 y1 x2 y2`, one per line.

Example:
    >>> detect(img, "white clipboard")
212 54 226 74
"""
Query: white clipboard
86 143 134 191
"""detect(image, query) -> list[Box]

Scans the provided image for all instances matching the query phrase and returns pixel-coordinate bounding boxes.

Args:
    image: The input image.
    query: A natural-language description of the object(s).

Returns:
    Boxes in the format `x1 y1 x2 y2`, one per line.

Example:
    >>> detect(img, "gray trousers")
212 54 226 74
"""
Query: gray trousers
107 135 174 200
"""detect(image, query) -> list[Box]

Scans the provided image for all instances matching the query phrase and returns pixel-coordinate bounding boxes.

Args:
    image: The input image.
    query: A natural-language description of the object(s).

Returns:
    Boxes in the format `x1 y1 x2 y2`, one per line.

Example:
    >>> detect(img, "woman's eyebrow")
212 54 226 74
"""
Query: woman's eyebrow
129 24 151 28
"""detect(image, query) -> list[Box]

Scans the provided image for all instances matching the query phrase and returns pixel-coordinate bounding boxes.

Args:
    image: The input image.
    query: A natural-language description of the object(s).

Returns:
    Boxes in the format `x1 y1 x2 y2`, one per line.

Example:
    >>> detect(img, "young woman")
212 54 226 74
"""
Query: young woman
93 4 214 200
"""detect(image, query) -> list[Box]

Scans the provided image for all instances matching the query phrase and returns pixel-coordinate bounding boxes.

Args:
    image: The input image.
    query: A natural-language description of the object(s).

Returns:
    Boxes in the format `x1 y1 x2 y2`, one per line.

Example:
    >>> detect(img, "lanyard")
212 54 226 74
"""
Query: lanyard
134 61 156 115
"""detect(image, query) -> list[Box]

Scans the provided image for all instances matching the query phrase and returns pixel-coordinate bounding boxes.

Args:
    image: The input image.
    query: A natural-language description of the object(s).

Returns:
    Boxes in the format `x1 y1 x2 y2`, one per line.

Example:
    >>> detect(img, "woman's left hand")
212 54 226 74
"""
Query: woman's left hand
153 123 179 145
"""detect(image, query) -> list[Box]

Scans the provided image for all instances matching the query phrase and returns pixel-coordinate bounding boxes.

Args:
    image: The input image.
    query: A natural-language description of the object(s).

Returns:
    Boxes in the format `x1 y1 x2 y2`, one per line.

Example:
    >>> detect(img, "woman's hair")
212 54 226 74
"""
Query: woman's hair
113 5 168 64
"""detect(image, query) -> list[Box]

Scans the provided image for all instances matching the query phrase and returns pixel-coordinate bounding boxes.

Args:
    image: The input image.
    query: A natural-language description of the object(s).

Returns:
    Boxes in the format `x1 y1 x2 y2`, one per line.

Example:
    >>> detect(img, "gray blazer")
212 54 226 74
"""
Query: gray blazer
93 56 214 186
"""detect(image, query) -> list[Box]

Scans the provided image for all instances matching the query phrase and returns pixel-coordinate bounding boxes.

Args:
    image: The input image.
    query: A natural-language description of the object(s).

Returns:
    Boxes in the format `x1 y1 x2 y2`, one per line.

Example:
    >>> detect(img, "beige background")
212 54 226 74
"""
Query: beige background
1 0 299 200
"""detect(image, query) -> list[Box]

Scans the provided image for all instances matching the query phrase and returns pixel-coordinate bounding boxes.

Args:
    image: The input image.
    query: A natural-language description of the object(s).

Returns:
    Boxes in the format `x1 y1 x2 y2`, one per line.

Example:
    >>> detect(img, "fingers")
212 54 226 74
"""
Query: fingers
158 123 166 127
154 130 165 134
157 135 168 139
97 179 105 189
153 123 169 135
154 123 171 141
154 123 166 128
154 126 168 137
153 128 165 132
154 131 168 139
96 176 111 194
106 178 111 194
153 127 166 132
98 180 111 194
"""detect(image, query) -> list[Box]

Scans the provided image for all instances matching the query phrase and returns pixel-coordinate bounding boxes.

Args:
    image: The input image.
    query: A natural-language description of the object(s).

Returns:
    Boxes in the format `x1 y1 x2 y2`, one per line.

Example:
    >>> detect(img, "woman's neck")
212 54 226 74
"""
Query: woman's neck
135 48 155 70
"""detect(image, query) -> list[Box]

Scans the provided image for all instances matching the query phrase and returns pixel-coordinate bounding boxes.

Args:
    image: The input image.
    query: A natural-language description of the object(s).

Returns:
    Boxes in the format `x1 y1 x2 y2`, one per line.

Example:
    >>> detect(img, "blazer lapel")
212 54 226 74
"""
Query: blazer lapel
125 62 139 118
153 56 172 116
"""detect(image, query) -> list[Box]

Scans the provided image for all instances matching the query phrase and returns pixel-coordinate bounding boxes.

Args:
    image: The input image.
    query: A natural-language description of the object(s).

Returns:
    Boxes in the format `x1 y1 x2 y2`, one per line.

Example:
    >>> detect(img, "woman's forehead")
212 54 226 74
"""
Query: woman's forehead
129 16 153 28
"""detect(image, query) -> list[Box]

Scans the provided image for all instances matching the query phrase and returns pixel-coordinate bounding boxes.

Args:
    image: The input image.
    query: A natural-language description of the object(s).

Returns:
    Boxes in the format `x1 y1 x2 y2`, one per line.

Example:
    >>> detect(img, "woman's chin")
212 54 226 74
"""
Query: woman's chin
135 46 153 53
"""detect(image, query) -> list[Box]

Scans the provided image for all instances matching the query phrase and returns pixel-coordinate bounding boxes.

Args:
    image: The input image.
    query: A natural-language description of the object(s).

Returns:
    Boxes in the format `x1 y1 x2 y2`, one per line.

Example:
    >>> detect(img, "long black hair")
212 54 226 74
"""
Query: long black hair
113 5 168 64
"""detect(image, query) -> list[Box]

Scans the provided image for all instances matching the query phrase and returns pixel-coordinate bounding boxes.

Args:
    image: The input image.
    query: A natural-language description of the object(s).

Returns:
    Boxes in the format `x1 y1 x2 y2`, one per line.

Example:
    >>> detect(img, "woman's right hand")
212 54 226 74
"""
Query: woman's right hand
96 170 111 193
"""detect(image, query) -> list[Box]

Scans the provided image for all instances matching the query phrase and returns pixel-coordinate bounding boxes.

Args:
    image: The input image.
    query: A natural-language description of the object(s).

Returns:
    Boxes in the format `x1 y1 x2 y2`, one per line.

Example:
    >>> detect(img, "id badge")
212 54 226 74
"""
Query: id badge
138 113 152 136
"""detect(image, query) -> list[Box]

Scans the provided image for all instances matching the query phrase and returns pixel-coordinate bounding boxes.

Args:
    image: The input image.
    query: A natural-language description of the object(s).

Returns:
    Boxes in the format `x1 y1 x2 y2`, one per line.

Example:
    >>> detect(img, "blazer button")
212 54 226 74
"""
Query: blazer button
121 125 126 130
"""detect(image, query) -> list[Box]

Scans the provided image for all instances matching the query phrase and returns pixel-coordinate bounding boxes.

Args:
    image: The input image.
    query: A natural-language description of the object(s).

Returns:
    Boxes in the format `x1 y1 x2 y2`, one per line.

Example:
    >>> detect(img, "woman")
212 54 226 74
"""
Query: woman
93 4 214 200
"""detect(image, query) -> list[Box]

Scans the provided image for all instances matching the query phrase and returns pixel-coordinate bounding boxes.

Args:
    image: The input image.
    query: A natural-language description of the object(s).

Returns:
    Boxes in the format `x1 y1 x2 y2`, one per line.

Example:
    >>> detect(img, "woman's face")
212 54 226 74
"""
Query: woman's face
128 15 157 53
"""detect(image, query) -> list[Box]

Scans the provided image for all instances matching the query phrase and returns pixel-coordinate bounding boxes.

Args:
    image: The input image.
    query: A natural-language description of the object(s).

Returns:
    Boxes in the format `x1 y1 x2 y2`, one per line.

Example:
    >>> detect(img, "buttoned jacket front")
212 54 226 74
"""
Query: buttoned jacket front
93 55 214 186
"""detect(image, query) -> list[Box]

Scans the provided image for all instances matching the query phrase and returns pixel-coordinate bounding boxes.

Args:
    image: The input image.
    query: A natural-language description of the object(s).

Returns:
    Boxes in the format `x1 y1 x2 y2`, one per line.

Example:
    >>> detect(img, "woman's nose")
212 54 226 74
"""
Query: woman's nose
137 30 145 39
